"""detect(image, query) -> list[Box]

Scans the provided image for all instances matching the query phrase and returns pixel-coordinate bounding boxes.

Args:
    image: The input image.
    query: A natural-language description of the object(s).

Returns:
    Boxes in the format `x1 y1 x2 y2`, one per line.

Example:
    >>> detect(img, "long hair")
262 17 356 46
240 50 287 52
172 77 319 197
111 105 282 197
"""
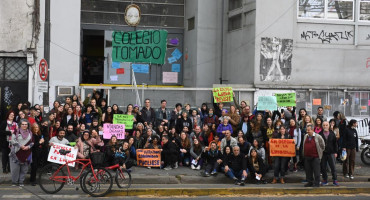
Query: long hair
31 123 41 136
180 132 191 149
192 138 202 152
348 119 357 128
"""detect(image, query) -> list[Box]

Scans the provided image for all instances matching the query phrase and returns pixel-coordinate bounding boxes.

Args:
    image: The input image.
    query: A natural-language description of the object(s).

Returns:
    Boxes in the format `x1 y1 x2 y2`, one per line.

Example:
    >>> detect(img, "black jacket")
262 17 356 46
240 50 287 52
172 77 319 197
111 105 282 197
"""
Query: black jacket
319 130 338 154
343 128 359 151
202 149 222 165
247 155 266 175
0 121 12 148
162 141 179 156
141 107 156 125
176 117 193 133
224 153 247 172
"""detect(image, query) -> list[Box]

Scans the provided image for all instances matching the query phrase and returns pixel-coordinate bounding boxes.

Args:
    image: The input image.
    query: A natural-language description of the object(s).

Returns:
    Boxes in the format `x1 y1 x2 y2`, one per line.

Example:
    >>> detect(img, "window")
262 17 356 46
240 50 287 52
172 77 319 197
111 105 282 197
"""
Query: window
229 0 243 11
0 57 28 81
228 14 242 31
298 0 354 20
360 0 370 21
187 17 195 31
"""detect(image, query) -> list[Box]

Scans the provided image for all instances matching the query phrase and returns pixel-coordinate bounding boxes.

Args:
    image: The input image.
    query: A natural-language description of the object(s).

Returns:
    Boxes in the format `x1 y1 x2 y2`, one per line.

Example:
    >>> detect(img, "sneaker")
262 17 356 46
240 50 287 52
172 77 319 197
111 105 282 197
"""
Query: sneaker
147 167 151 169
11 184 17 187
333 180 339 186
344 174 349 178
293 167 298 172
174 162 178 169
19 184 24 187
234 180 241 185
196 165 201 170
350 175 354 180
321 180 328 186
191 164 195 170
211 170 217 175
240 181 245 186
204 172 210 177
164 166 172 170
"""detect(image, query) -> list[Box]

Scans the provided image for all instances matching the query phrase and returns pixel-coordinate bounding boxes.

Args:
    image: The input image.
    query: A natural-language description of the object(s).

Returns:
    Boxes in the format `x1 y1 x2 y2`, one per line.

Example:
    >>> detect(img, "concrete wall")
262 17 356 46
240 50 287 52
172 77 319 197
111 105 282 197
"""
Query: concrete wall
223 0 256 85
48 0 81 107
254 0 370 89
0 0 35 53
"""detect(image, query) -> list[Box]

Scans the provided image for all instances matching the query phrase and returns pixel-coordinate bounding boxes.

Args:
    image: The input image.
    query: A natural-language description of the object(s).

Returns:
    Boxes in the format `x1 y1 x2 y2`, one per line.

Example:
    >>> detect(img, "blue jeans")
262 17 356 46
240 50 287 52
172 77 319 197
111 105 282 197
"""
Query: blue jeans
180 153 190 166
226 168 246 180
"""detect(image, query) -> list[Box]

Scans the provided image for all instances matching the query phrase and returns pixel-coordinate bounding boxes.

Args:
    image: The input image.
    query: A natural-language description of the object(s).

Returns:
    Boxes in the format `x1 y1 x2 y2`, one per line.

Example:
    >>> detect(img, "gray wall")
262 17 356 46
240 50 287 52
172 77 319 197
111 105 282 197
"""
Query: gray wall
254 0 370 88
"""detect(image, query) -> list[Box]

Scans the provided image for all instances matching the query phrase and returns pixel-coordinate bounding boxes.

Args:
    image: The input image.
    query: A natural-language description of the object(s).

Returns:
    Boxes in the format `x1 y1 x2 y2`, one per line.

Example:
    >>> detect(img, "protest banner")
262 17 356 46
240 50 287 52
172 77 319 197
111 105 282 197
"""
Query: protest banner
103 124 125 139
47 144 78 167
275 93 296 107
112 30 168 64
113 114 134 129
136 149 161 167
212 87 233 103
269 139 296 157
257 96 277 111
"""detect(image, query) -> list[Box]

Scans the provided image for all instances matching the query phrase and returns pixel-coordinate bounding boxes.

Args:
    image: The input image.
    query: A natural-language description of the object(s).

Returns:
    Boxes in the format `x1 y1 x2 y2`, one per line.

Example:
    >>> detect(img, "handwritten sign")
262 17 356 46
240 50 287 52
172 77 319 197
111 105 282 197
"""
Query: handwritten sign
112 30 168 64
269 139 295 157
275 93 296 107
113 114 134 129
132 64 149 74
47 144 78 167
162 72 178 83
103 124 125 139
257 96 277 111
136 149 161 167
212 87 233 103
313 99 322 106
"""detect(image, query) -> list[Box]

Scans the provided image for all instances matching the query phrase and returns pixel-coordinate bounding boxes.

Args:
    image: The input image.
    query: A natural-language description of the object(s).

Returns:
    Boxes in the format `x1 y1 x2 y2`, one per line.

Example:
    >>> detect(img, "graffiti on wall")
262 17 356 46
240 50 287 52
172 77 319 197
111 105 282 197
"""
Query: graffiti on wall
260 37 293 82
300 30 353 44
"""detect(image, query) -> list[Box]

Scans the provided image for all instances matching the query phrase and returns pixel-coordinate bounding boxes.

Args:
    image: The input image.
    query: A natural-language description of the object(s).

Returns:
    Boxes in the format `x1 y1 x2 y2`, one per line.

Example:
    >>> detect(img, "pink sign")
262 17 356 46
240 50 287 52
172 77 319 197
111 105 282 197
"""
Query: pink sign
368 100 370 106
162 72 178 83
103 124 125 139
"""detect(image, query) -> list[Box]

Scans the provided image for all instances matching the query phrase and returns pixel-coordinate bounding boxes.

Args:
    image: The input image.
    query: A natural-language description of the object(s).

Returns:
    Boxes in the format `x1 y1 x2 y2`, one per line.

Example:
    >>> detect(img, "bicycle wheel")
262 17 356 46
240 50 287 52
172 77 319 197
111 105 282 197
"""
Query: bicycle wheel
81 167 113 197
115 168 132 188
38 164 65 194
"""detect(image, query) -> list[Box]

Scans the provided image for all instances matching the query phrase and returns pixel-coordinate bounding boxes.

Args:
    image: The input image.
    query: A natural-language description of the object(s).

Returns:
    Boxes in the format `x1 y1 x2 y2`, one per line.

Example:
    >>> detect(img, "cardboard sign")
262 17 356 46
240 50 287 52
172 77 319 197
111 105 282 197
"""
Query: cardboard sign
47 144 78 167
257 96 277 111
212 87 234 103
103 124 125 139
269 139 295 157
112 30 168 64
136 149 161 167
275 93 296 107
113 114 134 129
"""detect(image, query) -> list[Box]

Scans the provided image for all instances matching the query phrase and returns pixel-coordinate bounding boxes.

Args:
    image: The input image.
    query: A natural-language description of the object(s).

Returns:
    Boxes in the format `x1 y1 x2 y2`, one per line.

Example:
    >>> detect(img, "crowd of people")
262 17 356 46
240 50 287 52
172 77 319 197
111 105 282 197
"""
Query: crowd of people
0 89 360 187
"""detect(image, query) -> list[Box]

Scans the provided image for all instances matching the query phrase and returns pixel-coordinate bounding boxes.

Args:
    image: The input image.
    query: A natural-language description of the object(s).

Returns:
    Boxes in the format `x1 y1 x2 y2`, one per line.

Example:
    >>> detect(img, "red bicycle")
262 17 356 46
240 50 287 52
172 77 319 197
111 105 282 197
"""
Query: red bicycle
38 149 113 197
105 164 132 188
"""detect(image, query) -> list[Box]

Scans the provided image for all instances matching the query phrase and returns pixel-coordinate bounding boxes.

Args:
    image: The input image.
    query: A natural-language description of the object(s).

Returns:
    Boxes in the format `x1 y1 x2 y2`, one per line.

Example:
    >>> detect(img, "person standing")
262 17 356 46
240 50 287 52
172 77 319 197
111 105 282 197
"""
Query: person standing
0 111 18 174
271 126 291 184
303 124 325 187
30 123 45 186
9 119 34 187
141 99 156 127
155 100 171 127
342 119 358 180
319 121 339 186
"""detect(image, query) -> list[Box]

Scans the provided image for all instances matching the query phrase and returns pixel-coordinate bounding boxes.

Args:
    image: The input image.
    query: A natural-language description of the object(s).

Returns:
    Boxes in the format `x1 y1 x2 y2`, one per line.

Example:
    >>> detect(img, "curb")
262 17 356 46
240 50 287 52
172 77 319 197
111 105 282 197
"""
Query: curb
107 187 370 197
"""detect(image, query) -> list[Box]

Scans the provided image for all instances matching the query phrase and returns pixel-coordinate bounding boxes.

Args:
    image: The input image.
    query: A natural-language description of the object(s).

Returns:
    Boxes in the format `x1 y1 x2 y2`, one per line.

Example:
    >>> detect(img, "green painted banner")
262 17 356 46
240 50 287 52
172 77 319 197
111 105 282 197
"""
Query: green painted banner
212 87 233 103
113 114 134 129
112 30 168 64
275 93 296 107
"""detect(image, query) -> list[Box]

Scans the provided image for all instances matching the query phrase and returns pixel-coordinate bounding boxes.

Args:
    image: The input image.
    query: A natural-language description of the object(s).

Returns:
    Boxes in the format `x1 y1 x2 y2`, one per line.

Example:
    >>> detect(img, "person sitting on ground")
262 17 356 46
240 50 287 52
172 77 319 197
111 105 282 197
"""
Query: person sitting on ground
247 148 267 184
223 146 248 186
190 138 204 170
114 141 133 170
238 136 251 156
162 135 179 170
209 135 221 151
105 135 120 166
76 131 99 159
202 141 222 177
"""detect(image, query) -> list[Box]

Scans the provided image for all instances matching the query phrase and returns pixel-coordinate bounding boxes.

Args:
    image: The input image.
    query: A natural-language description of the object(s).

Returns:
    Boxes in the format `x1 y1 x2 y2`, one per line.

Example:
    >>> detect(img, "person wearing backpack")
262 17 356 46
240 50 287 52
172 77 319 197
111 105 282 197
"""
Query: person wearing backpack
202 141 222 176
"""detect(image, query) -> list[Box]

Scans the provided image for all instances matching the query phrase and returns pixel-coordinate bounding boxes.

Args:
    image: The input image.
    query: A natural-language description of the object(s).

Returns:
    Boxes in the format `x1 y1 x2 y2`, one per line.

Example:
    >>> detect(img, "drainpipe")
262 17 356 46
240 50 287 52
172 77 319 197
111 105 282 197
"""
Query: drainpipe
219 0 224 84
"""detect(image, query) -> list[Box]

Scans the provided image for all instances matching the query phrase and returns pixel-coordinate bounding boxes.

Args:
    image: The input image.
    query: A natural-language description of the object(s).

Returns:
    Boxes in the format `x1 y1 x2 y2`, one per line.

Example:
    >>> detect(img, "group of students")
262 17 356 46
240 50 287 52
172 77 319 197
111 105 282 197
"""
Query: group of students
0 89 360 187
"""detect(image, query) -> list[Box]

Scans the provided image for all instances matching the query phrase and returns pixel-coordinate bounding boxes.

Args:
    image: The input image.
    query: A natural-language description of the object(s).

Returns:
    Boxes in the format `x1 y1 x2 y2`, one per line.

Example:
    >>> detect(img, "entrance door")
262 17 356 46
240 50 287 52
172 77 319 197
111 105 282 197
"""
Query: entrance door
0 57 28 119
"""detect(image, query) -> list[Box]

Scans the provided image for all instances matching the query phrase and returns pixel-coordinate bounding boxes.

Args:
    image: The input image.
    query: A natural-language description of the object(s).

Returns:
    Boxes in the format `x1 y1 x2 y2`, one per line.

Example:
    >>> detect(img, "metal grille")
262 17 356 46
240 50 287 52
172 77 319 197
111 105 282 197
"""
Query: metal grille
0 58 4 79
4 57 28 81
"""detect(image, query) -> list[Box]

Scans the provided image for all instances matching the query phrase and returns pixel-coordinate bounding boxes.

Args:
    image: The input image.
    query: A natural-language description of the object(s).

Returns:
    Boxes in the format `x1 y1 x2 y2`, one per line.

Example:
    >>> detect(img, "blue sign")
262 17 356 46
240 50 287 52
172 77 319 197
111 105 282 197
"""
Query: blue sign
112 62 121 69
168 57 177 64
172 64 181 72
171 49 182 60
132 64 149 74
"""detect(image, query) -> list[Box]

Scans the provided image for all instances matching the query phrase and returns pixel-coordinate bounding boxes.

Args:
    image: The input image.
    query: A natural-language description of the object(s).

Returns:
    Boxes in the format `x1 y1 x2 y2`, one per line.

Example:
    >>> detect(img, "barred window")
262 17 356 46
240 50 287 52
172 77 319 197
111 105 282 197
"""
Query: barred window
0 57 28 81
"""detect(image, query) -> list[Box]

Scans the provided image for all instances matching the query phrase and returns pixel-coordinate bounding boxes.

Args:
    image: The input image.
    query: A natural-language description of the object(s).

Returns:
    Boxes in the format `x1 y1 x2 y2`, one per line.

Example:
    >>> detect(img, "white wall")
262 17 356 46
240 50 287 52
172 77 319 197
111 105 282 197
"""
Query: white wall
48 0 81 107
0 0 34 52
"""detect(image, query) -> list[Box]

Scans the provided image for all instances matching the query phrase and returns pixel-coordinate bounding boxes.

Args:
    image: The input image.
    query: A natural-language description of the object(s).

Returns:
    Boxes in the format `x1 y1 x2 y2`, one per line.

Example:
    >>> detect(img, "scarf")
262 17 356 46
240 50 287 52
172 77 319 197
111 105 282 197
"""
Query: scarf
19 128 32 140
289 126 296 138
7 120 17 131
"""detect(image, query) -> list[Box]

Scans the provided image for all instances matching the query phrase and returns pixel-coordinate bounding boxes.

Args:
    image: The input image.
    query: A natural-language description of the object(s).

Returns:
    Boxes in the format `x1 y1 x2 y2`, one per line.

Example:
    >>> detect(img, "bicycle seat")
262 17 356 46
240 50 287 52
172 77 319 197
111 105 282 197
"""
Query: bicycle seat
59 149 71 155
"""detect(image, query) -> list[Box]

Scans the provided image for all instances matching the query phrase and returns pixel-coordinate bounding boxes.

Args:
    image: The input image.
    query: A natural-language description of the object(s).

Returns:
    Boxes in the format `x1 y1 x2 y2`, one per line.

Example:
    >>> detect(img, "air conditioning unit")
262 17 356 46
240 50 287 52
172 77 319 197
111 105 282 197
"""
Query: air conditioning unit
57 86 74 96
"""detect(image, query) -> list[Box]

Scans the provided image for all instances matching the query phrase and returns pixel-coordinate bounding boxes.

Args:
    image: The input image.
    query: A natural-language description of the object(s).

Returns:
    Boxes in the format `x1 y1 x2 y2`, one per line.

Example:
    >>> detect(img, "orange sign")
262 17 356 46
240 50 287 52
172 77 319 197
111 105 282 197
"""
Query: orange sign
136 149 161 167
313 99 322 106
269 139 295 157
